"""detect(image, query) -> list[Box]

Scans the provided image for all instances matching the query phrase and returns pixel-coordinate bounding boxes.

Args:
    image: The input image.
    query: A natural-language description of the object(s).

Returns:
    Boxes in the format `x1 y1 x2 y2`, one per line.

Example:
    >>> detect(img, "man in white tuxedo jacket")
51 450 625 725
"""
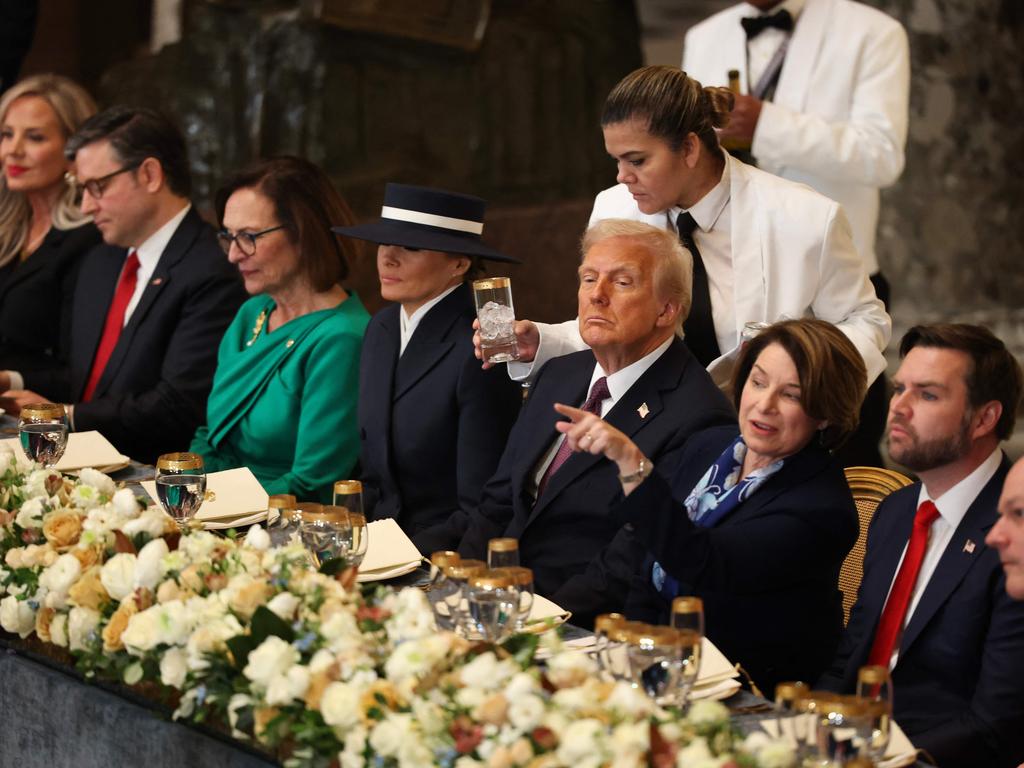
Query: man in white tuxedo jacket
510 151 890 391
682 0 910 282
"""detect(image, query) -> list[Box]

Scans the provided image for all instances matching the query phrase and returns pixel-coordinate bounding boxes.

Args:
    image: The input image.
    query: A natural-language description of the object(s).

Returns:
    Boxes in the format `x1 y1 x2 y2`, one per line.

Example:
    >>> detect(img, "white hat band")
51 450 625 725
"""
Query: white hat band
380 205 484 235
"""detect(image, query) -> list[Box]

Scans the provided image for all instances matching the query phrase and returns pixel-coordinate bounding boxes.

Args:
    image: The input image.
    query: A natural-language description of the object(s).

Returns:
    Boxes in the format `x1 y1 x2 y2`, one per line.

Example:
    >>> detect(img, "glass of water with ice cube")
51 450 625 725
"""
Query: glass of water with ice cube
473 277 520 364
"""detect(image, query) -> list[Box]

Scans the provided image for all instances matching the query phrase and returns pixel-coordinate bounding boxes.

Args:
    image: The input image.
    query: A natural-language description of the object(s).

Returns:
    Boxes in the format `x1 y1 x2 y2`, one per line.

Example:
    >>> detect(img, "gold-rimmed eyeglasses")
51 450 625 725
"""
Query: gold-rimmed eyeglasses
65 162 142 199
217 225 285 256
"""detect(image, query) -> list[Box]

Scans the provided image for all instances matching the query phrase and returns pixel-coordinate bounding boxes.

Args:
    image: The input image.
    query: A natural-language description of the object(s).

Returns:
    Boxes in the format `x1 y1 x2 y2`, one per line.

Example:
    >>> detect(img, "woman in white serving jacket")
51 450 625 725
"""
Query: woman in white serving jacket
499 65 890 390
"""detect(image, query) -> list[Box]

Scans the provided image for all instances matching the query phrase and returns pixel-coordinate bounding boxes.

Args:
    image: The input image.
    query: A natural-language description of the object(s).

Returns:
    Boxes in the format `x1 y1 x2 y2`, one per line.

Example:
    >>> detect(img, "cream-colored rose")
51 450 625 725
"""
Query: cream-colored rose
49 613 68 647
265 591 300 621
21 543 58 568
244 525 271 551
459 651 516 691
177 564 204 593
509 738 533 766
368 712 413 758
508 693 546 732
120 508 170 539
609 721 649 768
15 497 46 529
42 510 83 548
134 537 169 590
0 595 36 638
102 597 139 651
266 665 311 706
546 648 598 689
687 699 729 727
675 737 714 766
39 553 82 605
338 725 367 768
227 576 273 619
556 719 608 768
78 467 117 496
100 552 137 601
320 681 362 732
4 547 24 568
244 635 299 688
68 566 111 610
156 579 185 603
112 487 141 517
67 606 101 651
604 681 654 718
160 646 188 689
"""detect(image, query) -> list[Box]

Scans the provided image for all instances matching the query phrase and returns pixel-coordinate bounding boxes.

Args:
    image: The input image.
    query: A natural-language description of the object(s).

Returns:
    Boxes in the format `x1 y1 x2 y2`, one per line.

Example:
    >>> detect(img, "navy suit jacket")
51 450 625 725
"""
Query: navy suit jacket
455 336 735 599
818 455 1024 768
24 207 246 464
593 425 858 694
358 284 522 554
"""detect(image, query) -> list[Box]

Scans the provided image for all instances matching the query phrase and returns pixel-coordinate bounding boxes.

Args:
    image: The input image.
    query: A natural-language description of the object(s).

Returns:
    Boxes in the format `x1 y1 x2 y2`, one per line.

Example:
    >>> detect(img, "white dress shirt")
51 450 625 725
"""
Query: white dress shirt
670 157 735 357
884 446 1003 669
125 204 191 325
743 0 806 89
530 335 674 496
398 284 459 357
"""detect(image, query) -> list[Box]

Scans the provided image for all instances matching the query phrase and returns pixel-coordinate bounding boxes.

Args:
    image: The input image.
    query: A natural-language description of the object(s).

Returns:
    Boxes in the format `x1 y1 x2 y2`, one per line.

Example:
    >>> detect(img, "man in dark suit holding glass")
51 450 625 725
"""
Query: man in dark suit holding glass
454 218 735 600
0 107 244 462
819 323 1024 768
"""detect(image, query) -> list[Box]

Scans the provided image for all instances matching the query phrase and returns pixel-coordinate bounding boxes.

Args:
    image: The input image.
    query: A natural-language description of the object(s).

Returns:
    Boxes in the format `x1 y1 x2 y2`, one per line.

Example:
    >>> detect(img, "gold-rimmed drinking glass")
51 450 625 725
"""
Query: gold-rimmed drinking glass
299 504 352 568
426 551 462 631
793 691 841 762
333 480 364 512
18 403 68 467
487 537 519 569
155 452 207 530
772 681 809 748
267 494 298 544
594 612 626 677
466 569 520 643
670 596 705 635
444 559 486 637
347 511 368 568
813 696 869 766
495 566 534 630
856 665 892 761
473 277 520 363
626 624 685 704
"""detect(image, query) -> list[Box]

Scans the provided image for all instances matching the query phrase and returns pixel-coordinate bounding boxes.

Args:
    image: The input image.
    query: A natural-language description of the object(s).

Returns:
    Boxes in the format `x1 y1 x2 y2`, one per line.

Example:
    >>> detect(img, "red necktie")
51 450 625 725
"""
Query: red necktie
867 499 942 667
536 376 610 500
82 251 140 402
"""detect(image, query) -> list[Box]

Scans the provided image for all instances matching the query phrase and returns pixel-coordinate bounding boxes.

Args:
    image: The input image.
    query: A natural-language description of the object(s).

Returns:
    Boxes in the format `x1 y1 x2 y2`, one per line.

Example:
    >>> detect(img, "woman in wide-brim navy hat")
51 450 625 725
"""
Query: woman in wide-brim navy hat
334 184 523 553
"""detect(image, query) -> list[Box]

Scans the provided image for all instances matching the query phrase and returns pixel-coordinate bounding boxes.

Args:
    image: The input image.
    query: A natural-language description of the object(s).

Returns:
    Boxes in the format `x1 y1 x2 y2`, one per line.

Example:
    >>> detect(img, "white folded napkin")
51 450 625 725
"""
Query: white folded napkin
142 466 268 522
761 713 916 767
358 518 422 573
3 430 129 472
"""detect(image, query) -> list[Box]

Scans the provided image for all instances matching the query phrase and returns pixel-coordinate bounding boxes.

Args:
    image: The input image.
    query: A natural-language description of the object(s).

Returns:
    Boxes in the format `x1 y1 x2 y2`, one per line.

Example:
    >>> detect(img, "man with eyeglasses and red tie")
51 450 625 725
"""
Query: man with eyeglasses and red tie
0 106 244 463
818 324 1024 768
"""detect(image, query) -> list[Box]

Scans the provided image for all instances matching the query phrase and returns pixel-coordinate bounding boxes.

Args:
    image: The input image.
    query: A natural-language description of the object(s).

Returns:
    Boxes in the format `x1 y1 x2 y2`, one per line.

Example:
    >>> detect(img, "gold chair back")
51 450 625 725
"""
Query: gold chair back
839 466 914 624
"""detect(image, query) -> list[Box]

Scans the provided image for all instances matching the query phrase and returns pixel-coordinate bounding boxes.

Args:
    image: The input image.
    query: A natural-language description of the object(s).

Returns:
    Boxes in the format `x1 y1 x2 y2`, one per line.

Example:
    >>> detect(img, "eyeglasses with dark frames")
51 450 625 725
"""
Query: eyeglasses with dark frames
65 161 143 199
217 225 286 256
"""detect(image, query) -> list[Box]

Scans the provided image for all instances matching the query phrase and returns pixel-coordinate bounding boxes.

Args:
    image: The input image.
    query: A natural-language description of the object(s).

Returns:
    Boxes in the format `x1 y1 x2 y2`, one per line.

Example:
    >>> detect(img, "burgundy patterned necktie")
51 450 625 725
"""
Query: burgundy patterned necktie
536 376 610 500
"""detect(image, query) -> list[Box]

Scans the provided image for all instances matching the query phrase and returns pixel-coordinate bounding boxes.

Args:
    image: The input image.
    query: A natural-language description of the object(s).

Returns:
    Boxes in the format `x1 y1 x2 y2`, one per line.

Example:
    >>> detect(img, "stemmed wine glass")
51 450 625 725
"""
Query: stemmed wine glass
19 403 68 467
299 504 352 568
495 566 534 630
155 452 207 530
670 596 705 708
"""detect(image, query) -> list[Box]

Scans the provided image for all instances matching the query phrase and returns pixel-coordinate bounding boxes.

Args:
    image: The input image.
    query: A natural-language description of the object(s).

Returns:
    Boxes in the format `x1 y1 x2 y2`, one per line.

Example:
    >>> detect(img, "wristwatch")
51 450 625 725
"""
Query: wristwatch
618 458 653 484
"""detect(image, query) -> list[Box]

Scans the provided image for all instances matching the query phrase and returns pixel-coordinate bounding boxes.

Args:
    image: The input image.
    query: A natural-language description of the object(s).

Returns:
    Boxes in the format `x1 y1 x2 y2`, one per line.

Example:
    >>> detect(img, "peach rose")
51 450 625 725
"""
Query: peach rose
473 693 509 726
35 606 55 643
102 598 139 652
71 544 104 570
253 706 280 744
43 511 83 549
178 564 204 593
67 566 111 611
228 578 273 619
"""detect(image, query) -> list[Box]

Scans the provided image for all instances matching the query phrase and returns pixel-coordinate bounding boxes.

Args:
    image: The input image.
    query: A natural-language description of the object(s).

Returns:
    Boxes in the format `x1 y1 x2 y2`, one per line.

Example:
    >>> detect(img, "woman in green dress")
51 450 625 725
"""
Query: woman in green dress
190 156 369 501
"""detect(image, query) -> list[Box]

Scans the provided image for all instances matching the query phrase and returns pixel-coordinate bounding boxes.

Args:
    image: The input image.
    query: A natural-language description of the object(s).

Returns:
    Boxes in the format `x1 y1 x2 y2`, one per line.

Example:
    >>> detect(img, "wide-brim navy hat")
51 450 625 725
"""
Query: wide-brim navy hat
332 183 519 263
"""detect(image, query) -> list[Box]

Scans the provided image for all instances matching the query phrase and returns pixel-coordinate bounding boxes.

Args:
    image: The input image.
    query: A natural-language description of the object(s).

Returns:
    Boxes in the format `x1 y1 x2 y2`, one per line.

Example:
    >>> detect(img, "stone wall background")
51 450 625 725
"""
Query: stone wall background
639 0 1024 455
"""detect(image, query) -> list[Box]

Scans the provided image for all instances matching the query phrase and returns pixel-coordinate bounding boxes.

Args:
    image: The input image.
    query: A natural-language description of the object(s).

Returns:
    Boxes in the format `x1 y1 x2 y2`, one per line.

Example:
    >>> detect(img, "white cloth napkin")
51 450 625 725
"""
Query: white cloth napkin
142 467 268 522
3 430 129 472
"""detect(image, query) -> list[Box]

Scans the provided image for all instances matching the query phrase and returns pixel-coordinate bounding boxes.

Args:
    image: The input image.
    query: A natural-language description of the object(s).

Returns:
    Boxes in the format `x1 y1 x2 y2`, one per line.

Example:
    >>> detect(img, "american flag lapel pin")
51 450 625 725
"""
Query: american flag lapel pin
151 277 163 285
963 539 976 554
637 402 650 419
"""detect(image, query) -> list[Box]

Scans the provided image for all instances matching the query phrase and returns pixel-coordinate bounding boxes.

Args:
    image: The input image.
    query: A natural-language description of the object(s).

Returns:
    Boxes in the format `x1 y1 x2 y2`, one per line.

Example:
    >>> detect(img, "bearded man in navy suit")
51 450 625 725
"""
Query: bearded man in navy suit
819 323 1024 768
454 219 735 600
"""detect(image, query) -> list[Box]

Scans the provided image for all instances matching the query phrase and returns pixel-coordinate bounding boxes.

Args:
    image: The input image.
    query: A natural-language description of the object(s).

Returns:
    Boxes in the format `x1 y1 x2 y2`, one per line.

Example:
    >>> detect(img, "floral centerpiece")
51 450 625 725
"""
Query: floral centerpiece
0 446 795 768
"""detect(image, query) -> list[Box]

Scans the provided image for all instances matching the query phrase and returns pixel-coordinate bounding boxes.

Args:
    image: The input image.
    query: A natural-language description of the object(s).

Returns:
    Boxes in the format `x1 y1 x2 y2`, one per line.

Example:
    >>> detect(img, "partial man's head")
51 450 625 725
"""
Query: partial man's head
987 457 1024 600
577 219 691 374
888 324 1022 473
65 106 191 248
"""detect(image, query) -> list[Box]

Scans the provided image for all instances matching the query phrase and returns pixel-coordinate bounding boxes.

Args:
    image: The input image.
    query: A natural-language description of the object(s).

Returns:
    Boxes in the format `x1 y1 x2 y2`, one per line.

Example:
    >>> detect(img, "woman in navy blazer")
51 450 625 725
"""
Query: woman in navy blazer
336 185 523 554
556 319 866 693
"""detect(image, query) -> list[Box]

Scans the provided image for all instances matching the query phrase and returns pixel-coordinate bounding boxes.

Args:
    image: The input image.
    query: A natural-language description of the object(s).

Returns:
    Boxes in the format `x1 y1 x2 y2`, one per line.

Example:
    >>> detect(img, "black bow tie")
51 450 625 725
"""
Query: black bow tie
741 8 794 38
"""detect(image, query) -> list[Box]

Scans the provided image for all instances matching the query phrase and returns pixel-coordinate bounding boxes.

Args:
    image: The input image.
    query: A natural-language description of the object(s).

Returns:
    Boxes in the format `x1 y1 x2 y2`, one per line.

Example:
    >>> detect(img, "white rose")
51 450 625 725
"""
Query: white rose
266 591 300 621
411 698 445 737
504 671 541 700
121 608 161 653
161 646 188 688
180 531 220 562
321 610 361 648
384 633 451 683
68 606 101 651
604 681 655 718
39 554 83 606
4 547 25 569
385 588 437 643
455 686 486 710
687 699 729 727
243 635 299 689
15 497 45 528
112 489 142 520
0 595 35 638
507 693 546 731
153 600 195 646
557 719 607 768
83 507 128 537
742 732 797 768
309 648 336 675
78 467 117 496
120 508 169 539
22 468 58 498
320 681 362 732
398 735 434 768
50 613 68 647
368 713 413 758
134 538 169 590
100 552 137 601
552 683 592 712
266 665 310 706
675 737 714 766
459 652 515 691
244 525 271 551
610 721 649 768
339 725 367 768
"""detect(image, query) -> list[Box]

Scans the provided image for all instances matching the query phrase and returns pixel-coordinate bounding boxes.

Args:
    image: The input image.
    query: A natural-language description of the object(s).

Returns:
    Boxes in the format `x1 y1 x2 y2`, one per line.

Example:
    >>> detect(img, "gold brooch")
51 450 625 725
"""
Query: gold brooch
247 309 267 347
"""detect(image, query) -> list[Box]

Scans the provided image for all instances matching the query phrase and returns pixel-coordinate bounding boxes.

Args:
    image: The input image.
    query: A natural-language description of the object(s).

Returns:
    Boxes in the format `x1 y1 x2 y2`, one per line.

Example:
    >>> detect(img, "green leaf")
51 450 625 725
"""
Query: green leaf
501 632 540 667
250 605 295 643
317 556 349 576
226 635 257 670
123 661 144 685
